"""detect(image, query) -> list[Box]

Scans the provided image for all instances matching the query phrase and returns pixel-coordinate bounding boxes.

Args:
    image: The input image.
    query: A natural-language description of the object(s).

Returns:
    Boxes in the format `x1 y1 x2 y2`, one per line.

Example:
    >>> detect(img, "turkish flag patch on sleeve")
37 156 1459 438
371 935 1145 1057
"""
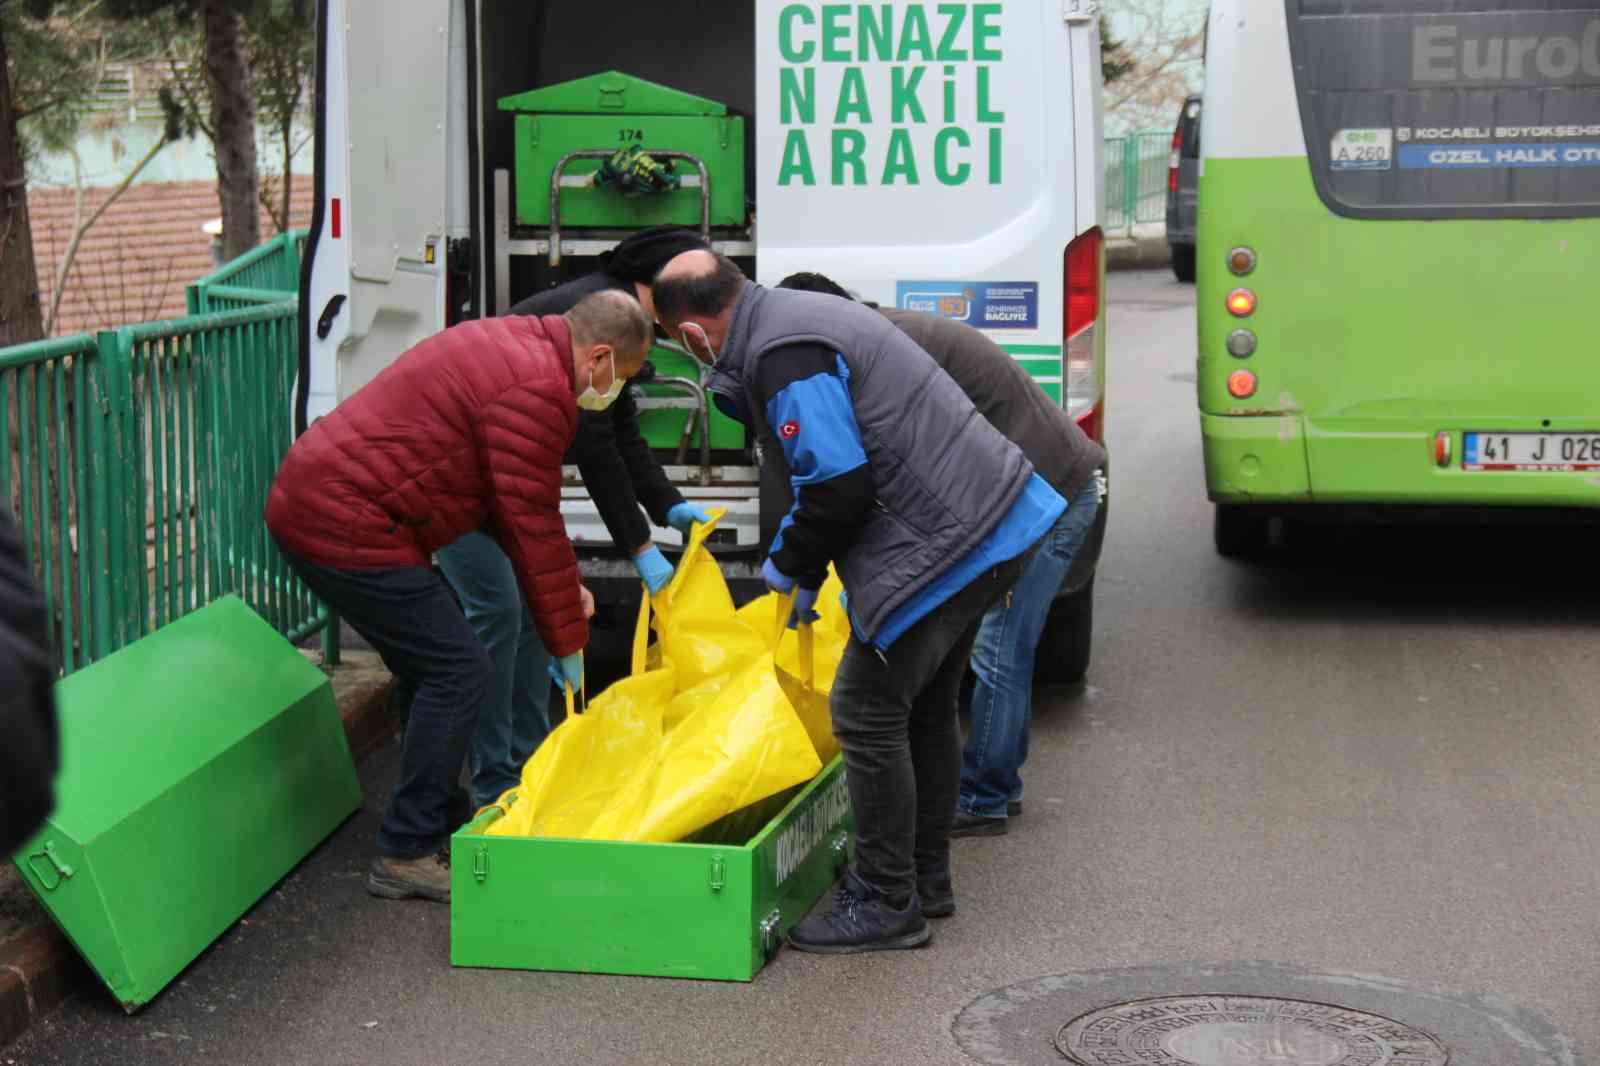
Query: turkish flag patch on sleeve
779 420 800 439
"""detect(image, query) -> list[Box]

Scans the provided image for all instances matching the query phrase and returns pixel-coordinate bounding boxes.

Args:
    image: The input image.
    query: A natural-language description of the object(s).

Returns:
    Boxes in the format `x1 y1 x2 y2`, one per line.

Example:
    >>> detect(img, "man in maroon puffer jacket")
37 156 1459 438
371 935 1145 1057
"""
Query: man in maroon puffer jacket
267 289 653 902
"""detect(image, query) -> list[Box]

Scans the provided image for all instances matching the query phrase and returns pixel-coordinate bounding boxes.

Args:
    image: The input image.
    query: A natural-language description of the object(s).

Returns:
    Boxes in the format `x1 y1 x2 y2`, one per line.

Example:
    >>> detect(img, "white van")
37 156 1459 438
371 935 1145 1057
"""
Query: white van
301 0 1109 679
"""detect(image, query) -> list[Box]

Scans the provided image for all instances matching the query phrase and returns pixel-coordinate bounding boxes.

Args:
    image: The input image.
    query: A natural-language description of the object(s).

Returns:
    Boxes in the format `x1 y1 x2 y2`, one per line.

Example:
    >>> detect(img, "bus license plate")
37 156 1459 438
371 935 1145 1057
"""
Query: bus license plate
1463 432 1600 471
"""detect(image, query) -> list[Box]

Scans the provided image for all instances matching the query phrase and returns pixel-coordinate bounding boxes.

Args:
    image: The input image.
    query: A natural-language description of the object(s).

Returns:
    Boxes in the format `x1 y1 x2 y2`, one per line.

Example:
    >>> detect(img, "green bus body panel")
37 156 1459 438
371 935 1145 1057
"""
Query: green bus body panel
1197 156 1600 506
1200 412 1311 501
450 756 852 982
10 596 360 1009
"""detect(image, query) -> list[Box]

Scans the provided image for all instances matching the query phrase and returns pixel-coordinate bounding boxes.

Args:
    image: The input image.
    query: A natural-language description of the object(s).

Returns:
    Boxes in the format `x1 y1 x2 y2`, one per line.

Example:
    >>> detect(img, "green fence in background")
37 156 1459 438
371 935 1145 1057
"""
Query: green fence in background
187 229 307 314
1105 130 1172 232
3 241 331 676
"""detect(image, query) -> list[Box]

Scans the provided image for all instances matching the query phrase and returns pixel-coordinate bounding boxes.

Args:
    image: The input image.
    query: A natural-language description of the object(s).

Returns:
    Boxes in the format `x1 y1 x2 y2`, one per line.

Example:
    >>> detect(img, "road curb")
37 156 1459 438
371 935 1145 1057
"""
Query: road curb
1107 235 1172 271
0 651 395 1050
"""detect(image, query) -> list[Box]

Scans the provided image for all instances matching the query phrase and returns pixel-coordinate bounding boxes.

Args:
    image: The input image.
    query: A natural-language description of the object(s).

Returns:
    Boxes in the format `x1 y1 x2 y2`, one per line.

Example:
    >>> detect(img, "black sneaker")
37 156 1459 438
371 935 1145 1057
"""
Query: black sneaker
1008 799 1023 817
788 874 931 954
918 868 955 919
950 809 1008 837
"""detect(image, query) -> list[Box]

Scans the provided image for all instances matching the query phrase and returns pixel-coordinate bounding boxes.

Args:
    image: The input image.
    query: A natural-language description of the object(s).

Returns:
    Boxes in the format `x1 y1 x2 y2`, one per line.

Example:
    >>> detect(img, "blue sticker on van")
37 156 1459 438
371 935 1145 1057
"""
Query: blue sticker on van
897 281 1038 330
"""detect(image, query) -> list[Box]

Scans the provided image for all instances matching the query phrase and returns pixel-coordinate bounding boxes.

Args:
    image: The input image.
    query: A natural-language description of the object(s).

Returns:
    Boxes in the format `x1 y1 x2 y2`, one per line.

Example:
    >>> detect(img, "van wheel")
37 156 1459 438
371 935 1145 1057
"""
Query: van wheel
1035 578 1093 685
1214 504 1269 558
1171 244 1196 283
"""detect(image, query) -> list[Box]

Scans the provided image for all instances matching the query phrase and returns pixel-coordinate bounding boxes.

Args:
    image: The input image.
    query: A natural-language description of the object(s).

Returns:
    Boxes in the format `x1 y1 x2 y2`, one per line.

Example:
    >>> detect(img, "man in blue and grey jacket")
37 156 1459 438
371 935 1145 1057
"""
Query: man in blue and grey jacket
653 251 1065 954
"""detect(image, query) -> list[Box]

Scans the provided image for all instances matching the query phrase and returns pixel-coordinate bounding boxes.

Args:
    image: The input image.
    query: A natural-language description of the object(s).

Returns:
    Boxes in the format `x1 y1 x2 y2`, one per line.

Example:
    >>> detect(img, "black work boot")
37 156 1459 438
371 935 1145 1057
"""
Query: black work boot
788 872 931 954
918 865 956 919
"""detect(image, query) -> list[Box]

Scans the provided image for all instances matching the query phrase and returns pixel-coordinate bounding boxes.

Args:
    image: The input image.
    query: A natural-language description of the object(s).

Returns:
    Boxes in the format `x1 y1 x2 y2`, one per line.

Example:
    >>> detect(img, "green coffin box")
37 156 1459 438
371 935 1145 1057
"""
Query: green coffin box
10 596 360 1010
637 341 746 452
499 71 747 230
451 756 852 982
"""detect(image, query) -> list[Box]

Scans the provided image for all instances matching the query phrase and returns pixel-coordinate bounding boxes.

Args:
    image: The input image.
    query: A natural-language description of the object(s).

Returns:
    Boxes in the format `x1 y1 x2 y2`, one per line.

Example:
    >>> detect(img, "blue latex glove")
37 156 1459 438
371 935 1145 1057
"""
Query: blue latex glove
761 557 795 595
666 501 712 534
547 651 584 693
633 544 674 595
839 589 849 616
789 585 820 630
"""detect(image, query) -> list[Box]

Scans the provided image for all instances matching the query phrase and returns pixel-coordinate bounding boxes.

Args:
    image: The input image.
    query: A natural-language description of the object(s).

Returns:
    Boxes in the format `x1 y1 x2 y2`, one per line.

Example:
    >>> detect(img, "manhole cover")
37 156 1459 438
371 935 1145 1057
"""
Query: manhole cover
1056 995 1448 1066
951 963 1580 1066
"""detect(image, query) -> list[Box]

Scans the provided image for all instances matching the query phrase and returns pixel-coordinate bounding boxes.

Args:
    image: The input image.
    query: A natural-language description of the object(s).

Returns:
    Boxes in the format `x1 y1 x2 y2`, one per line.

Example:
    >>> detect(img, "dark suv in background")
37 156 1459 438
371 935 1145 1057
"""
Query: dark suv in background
1165 95 1201 282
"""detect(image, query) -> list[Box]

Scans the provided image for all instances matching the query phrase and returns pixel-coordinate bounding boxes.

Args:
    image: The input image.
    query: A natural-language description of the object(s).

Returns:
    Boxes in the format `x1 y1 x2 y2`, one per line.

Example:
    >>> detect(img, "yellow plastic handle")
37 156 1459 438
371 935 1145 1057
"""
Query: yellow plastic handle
632 581 653 676
562 677 587 716
774 590 815 688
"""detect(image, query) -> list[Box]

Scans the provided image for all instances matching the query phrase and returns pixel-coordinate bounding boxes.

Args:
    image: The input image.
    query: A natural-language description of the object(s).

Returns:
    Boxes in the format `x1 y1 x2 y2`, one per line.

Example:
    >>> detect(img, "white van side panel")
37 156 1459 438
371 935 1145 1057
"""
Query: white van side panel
1203 0 1305 161
1073 16 1105 229
754 1 1079 352
309 0 453 411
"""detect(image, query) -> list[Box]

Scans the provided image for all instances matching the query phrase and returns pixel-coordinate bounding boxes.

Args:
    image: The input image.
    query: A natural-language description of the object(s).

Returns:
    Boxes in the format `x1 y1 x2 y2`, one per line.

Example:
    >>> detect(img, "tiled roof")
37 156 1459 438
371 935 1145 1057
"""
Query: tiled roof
30 175 312 337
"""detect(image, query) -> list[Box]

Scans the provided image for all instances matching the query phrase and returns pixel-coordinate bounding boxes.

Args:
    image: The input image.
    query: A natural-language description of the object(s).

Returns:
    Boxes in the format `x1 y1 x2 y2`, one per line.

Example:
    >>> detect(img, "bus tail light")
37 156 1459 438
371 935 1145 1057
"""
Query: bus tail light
1226 288 1257 317
1227 369 1258 399
1065 227 1104 442
1435 432 1452 467
1227 246 1257 276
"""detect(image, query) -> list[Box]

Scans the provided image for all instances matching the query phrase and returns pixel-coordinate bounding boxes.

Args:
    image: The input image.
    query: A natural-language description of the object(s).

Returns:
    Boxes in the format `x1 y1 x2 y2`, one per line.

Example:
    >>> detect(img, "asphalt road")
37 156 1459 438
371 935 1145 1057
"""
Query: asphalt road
10 269 1599 1066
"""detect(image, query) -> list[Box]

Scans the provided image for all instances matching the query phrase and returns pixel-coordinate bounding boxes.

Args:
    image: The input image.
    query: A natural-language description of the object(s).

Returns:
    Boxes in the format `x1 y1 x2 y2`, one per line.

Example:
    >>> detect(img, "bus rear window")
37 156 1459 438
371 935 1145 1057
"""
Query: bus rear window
1286 0 1600 219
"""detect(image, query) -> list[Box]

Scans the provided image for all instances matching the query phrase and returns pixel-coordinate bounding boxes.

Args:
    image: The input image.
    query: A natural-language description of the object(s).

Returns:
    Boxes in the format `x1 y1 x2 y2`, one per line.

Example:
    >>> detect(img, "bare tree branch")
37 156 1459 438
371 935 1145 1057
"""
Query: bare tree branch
42 127 171 333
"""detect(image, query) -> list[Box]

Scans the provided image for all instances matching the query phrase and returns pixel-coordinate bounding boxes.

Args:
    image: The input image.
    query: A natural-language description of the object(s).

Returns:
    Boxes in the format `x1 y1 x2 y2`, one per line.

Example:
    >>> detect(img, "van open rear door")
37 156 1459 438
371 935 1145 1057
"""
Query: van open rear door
301 0 459 424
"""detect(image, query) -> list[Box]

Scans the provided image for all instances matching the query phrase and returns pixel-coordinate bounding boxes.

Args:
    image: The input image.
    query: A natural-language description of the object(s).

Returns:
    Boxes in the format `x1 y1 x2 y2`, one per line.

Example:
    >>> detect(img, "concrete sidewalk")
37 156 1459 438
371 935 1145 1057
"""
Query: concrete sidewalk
1106 223 1170 271
0 645 395 1050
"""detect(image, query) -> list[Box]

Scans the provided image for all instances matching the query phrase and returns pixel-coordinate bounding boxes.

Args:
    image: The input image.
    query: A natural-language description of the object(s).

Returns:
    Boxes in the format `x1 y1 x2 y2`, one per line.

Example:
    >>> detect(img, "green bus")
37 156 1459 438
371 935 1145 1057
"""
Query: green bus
1197 0 1600 555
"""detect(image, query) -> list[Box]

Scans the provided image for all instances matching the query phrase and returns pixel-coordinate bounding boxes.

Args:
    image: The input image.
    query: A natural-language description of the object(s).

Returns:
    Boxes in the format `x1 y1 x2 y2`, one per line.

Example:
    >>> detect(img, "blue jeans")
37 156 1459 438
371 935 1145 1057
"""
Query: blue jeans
436 532 553 809
278 551 488 860
958 479 1101 819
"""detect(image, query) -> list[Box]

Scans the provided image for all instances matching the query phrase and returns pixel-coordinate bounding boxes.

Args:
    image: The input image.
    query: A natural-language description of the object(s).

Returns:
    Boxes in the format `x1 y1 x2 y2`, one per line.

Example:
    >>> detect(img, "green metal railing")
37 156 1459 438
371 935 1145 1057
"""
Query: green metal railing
2 335 106 674
3 279 332 675
187 229 307 315
1105 130 1172 232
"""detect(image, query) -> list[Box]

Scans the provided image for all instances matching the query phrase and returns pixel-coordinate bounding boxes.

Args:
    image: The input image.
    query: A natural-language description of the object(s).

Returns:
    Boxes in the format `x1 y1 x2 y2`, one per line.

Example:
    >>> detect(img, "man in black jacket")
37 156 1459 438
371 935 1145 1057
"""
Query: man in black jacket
437 226 711 809
1 506 58 854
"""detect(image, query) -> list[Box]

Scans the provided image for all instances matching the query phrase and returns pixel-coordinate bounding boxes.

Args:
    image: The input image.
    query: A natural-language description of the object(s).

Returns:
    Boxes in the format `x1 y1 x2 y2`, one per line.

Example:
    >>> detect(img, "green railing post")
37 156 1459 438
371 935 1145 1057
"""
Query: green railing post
95 329 136 653
1124 136 1138 234
321 611 341 666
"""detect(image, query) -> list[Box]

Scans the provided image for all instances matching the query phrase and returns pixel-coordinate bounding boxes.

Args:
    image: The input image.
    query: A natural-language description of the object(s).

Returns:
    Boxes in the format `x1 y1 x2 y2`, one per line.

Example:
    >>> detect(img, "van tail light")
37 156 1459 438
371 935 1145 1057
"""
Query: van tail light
1065 226 1104 442
1168 127 1182 193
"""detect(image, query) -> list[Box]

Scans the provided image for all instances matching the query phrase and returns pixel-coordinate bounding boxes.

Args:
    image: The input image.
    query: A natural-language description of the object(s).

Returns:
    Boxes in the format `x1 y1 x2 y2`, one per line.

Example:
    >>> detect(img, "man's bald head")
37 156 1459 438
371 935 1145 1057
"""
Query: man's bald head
652 251 746 324
562 289 653 403
564 288 653 371
652 250 747 364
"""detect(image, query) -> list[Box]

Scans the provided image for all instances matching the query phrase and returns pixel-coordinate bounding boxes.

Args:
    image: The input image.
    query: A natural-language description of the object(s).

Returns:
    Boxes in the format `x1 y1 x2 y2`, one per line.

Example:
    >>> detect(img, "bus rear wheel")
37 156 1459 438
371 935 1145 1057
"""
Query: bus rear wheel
1214 504 1269 558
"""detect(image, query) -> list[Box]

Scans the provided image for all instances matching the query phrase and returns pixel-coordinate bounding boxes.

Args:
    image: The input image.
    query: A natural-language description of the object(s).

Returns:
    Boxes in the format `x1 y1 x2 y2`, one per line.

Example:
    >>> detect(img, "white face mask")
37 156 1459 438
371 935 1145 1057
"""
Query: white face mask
577 356 624 412
679 322 719 365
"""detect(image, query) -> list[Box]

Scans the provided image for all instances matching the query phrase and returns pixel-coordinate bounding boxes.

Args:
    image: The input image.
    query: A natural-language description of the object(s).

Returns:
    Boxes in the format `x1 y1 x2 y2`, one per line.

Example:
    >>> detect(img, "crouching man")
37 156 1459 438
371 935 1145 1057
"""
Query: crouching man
653 252 1065 953
266 290 653 903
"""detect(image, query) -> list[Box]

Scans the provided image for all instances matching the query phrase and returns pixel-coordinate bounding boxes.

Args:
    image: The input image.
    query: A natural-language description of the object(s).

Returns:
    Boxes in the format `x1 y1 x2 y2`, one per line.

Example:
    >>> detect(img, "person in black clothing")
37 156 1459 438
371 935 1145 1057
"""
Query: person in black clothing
0 506 58 855
437 226 712 809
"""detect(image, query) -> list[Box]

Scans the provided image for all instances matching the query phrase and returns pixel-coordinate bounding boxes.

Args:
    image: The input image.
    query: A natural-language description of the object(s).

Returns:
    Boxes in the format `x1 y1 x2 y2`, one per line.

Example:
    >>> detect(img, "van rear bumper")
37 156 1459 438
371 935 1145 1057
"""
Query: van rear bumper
1203 412 1600 507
